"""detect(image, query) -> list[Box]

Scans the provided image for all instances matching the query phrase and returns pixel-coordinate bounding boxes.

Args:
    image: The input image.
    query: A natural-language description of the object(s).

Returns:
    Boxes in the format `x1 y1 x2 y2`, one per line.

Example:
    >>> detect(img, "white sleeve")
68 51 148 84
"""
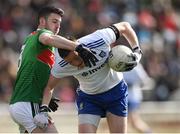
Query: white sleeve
77 27 117 47
51 63 75 78
51 63 64 78
96 27 117 45
51 49 69 78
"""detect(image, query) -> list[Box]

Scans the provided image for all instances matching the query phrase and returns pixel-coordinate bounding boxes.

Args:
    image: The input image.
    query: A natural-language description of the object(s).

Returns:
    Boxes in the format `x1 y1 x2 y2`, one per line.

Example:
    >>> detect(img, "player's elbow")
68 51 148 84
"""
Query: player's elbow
122 22 132 29
114 22 132 35
39 34 54 46
121 22 132 33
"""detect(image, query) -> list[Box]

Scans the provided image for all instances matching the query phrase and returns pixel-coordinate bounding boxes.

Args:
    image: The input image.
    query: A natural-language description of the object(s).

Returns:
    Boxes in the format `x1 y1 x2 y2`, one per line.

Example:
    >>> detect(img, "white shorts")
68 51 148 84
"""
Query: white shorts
9 102 40 133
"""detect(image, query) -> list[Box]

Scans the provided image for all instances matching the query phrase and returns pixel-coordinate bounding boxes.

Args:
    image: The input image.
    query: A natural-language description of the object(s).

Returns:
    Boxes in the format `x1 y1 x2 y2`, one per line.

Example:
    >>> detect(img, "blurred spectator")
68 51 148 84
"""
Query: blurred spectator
0 48 17 102
54 76 79 102
58 86 76 102
123 64 154 133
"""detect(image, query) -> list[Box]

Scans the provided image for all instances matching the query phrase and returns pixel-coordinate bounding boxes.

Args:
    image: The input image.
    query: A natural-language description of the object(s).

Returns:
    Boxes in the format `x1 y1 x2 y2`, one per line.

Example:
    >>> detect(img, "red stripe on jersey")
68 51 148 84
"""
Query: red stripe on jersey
30 31 37 35
37 49 55 68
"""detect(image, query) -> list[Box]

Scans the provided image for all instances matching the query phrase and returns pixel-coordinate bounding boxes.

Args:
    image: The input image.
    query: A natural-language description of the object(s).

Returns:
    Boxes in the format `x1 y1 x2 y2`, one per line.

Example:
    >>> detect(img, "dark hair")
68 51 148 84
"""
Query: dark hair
38 6 64 20
58 48 70 58
58 36 75 58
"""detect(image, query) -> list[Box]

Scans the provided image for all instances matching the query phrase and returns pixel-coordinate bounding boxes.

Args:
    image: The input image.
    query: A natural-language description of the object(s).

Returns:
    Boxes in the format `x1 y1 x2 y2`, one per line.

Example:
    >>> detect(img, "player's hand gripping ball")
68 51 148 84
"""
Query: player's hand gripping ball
108 45 138 72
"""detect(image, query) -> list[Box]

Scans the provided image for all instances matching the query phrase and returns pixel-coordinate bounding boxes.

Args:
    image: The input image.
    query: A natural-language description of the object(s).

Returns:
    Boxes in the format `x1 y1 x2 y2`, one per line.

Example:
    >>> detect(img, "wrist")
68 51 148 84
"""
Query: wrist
74 43 79 51
40 104 50 113
132 46 143 55
41 104 48 107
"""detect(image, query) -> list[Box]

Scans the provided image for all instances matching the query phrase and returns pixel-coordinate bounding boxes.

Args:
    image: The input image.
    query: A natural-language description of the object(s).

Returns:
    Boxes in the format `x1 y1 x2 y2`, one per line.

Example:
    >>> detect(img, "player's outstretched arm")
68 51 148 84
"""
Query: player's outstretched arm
39 33 77 51
39 33 98 67
34 75 61 128
41 74 61 106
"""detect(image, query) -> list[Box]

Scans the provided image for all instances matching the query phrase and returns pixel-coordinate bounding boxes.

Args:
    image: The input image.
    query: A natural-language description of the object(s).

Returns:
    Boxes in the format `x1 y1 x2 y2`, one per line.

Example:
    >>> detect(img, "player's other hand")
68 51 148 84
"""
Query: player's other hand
33 105 50 129
122 46 142 71
122 60 137 71
132 46 143 63
75 44 98 67
48 97 60 112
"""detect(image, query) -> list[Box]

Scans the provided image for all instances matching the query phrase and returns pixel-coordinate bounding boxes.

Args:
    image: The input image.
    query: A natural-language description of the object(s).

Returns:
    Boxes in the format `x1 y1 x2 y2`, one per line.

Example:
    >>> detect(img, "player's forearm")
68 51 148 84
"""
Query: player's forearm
39 33 78 50
48 35 78 50
42 87 54 106
41 74 61 106
115 22 140 48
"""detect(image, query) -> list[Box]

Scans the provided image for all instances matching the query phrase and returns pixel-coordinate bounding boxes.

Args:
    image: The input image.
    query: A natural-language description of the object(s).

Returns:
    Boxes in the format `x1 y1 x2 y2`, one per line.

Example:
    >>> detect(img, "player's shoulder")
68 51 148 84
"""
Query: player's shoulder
78 27 114 43
90 27 112 38
37 29 53 37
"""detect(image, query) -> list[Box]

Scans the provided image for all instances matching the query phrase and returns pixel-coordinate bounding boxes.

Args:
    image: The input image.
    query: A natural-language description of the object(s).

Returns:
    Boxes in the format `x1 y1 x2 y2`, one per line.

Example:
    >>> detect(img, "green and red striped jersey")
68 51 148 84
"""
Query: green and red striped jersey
10 29 55 104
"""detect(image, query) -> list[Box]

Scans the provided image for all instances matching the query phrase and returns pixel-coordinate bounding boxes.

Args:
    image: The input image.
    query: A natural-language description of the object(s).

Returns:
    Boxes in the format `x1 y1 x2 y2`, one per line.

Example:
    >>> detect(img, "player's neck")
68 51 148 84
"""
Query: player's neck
38 25 45 30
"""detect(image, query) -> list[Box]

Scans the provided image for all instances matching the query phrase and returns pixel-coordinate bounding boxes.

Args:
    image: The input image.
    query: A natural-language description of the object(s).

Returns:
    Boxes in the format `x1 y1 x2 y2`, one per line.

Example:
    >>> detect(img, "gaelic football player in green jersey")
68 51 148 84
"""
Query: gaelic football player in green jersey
9 6 98 133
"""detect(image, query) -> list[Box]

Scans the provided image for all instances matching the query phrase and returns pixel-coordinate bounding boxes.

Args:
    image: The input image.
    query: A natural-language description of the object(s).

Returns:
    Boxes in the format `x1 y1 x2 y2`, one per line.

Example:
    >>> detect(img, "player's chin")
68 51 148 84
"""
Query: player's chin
54 31 59 35
54 29 59 35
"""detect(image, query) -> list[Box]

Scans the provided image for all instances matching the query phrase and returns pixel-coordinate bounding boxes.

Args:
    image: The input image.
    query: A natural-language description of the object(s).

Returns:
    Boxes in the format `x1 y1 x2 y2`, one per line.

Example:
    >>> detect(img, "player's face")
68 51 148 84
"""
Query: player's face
45 13 62 34
64 51 85 69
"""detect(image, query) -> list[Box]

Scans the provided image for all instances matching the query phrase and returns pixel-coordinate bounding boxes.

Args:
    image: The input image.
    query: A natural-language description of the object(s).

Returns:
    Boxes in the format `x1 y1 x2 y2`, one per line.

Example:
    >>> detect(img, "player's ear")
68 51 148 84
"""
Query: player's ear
39 17 46 26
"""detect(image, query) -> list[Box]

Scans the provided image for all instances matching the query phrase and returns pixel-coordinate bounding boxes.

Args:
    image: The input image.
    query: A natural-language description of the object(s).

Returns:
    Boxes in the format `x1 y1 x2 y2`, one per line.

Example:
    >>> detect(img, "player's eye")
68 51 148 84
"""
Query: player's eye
52 20 58 23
